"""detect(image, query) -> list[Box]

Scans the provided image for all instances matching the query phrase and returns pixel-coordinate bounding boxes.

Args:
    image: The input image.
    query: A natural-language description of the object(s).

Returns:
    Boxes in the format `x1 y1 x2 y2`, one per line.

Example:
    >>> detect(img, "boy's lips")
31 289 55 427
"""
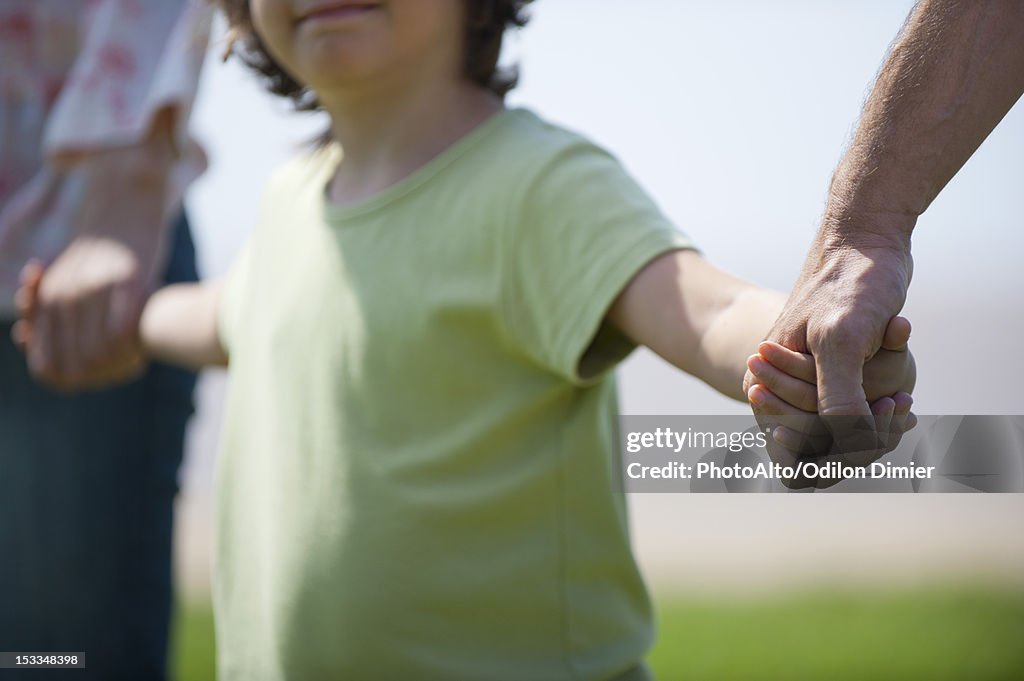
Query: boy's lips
296 1 381 24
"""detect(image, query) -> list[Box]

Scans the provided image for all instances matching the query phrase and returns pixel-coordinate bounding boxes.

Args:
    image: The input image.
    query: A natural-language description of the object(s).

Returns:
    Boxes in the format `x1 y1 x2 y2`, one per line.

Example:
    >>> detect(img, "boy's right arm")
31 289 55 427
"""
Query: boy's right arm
139 281 229 369
15 268 228 384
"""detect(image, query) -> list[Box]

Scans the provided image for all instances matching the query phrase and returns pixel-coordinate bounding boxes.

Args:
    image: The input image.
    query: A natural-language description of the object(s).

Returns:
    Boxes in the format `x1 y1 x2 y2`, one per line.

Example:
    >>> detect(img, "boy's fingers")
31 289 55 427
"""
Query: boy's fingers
748 384 812 417
746 354 818 412
757 341 816 383
881 316 912 352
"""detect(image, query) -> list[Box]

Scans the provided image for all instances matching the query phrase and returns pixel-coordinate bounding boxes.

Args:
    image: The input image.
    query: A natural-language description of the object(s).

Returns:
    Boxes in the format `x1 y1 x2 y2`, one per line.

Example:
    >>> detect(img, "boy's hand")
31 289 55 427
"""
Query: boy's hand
745 316 917 488
748 316 915 410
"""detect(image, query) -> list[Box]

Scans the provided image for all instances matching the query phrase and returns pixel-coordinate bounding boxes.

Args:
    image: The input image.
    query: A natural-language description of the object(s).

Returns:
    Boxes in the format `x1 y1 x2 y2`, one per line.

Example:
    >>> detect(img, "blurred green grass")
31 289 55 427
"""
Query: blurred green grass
171 602 215 681
648 588 1024 681
171 588 1024 680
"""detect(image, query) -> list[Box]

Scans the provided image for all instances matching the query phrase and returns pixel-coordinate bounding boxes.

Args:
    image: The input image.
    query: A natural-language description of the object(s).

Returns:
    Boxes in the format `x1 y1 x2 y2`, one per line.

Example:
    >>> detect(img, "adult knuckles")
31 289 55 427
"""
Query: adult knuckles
807 317 870 358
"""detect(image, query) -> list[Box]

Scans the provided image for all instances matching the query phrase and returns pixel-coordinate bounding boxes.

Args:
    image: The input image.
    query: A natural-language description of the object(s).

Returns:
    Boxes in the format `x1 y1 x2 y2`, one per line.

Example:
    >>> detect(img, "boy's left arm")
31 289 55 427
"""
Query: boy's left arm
606 249 915 404
606 249 784 401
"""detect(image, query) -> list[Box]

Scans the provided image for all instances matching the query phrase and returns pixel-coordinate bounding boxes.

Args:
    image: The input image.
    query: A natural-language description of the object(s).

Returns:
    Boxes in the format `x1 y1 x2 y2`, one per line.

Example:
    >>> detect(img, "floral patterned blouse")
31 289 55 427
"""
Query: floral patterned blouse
0 0 211 315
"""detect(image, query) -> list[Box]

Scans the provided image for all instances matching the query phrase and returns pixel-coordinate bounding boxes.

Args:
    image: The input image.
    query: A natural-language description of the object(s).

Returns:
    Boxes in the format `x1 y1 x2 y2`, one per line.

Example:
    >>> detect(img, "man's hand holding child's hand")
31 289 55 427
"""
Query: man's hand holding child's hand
746 315 917 488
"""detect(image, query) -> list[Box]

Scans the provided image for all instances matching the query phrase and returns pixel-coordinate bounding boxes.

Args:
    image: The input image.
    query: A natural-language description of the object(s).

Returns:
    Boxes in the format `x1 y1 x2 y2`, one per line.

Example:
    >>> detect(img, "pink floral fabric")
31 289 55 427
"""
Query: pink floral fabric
0 0 211 315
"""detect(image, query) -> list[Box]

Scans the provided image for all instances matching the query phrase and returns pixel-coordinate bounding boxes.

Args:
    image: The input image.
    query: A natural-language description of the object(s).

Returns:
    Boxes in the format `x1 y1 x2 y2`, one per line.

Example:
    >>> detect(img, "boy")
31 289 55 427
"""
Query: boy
15 0 915 678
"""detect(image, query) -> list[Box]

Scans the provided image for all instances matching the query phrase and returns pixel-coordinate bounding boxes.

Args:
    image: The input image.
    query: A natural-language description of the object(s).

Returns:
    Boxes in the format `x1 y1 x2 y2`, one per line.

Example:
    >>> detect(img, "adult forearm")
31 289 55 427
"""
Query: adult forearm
738 1 1017 420
826 0 1024 241
69 107 179 246
140 281 228 369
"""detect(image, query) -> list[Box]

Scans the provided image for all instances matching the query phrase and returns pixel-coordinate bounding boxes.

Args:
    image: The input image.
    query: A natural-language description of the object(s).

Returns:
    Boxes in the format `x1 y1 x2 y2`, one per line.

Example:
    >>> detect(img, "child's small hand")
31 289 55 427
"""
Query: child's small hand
748 315 915 412
747 328 916 414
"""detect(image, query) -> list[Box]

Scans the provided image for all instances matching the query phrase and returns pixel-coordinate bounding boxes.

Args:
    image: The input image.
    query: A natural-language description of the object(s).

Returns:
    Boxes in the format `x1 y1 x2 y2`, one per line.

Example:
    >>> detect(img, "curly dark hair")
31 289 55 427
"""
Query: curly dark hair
215 1 533 111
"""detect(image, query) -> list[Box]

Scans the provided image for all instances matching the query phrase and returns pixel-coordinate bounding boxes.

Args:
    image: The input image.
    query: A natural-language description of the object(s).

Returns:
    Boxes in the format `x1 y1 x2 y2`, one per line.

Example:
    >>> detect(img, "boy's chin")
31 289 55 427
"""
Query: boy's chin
298 36 390 78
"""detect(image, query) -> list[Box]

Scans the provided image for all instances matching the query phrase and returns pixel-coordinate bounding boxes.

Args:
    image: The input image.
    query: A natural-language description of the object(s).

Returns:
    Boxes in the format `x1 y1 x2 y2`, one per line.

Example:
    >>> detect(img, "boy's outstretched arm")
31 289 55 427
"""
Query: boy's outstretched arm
606 249 914 404
139 281 228 369
606 249 785 401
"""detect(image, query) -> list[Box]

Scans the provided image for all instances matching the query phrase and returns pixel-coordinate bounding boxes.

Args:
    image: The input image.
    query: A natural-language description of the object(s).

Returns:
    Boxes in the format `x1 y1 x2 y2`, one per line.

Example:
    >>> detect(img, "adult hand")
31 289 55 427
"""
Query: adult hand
747 311 917 489
744 216 915 450
17 236 150 391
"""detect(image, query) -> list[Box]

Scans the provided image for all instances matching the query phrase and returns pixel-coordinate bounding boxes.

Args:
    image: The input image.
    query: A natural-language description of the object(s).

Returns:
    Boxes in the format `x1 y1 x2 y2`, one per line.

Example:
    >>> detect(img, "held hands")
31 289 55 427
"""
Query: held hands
13 248 148 392
743 222 915 454
745 315 917 488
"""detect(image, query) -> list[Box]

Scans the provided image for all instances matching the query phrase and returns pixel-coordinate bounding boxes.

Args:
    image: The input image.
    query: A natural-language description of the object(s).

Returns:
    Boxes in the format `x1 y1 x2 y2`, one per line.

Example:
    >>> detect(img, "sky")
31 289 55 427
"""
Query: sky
175 1 1024 596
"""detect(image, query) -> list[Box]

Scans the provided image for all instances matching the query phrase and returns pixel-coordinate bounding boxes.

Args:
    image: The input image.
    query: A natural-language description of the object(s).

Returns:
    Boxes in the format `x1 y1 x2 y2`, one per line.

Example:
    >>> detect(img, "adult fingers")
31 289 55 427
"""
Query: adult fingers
870 396 896 451
104 274 144 360
813 349 883 461
893 391 918 432
881 316 912 352
27 306 59 385
78 347 146 390
882 392 917 452
13 262 44 354
15 261 44 320
77 284 115 378
826 393 895 467
51 295 83 386
815 349 871 417
10 320 30 351
749 385 832 459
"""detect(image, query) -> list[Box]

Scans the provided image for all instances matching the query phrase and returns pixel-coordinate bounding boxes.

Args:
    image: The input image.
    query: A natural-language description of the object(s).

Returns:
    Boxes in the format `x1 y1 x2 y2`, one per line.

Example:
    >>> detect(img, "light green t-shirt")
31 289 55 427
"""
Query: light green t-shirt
216 108 694 680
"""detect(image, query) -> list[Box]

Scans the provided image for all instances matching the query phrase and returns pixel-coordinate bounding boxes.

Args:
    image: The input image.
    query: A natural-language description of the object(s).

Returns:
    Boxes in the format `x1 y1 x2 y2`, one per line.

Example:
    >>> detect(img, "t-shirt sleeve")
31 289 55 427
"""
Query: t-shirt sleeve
43 0 211 159
502 141 696 385
218 240 253 358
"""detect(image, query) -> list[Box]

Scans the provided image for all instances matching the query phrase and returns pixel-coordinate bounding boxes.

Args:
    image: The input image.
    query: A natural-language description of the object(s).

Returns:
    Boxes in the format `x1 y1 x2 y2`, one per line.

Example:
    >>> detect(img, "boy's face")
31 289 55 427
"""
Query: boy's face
250 0 466 97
